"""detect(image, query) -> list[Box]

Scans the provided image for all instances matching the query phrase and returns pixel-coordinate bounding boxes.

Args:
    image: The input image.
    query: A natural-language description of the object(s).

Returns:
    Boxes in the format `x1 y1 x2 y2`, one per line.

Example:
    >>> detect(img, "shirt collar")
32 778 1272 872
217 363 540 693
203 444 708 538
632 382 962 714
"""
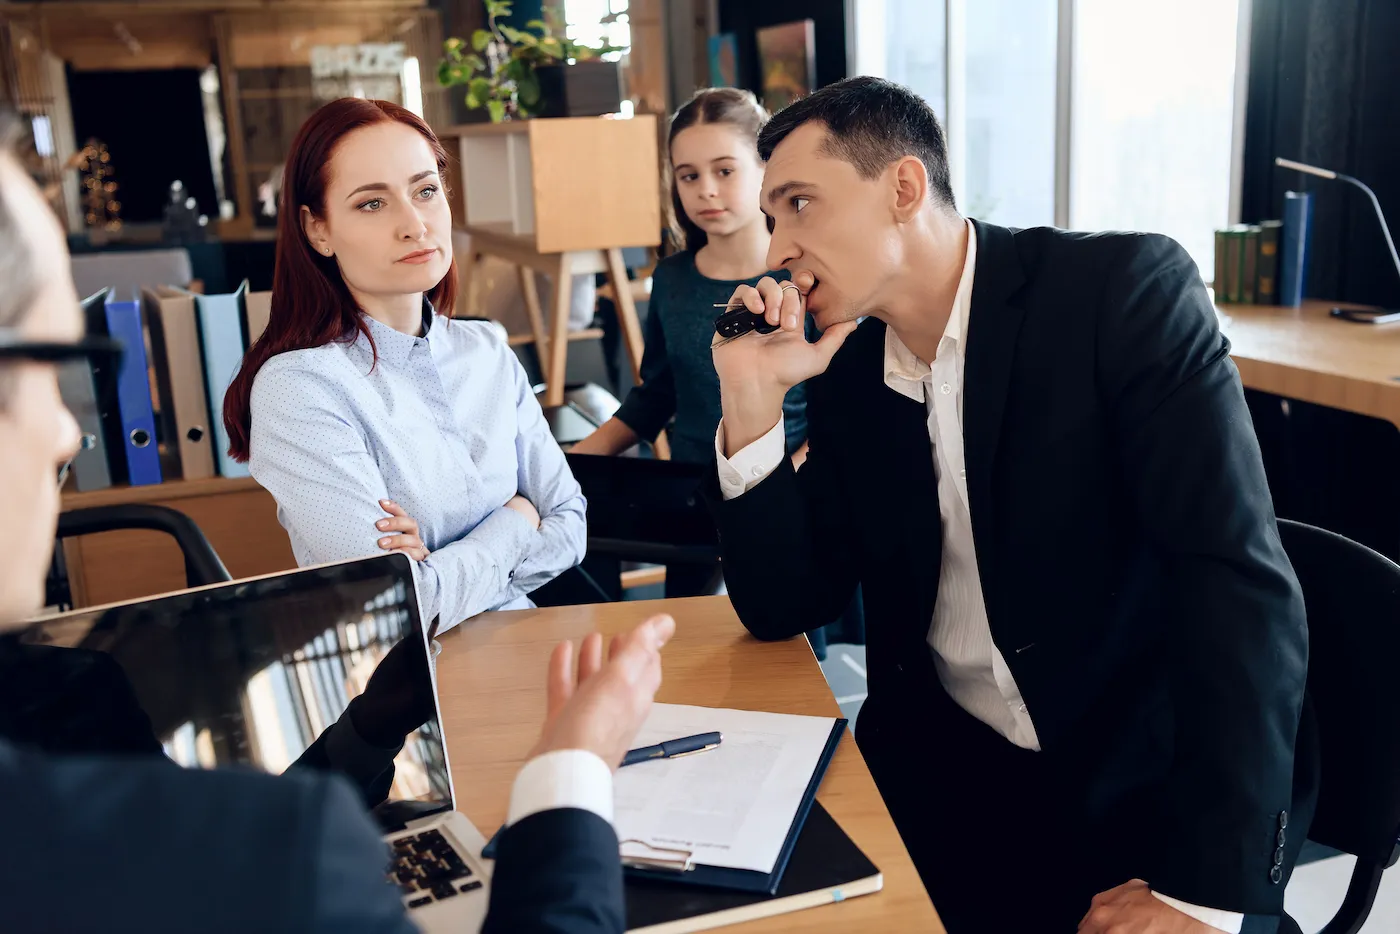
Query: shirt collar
883 218 978 403
357 297 436 367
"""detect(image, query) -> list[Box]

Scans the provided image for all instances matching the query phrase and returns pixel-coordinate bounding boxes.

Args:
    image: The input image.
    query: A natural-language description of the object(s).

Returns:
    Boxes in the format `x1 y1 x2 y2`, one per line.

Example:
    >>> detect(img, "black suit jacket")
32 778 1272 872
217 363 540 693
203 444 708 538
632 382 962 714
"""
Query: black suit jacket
0 739 623 933
712 221 1315 916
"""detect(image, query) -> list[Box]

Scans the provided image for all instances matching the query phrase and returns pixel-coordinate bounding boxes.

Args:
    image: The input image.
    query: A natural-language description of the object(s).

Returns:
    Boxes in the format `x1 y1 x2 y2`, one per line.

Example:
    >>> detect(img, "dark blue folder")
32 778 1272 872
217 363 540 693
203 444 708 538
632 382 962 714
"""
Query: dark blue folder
1279 190 1313 307
102 291 162 486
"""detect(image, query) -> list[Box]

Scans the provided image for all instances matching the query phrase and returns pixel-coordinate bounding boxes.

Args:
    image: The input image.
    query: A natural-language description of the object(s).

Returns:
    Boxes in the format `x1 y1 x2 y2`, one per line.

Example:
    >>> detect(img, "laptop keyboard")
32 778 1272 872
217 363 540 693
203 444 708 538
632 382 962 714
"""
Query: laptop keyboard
387 828 483 908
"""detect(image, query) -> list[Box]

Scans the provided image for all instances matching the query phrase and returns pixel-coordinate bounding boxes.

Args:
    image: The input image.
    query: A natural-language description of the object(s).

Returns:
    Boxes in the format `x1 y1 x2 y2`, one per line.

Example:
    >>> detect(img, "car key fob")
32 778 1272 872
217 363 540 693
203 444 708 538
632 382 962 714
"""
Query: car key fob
714 307 781 342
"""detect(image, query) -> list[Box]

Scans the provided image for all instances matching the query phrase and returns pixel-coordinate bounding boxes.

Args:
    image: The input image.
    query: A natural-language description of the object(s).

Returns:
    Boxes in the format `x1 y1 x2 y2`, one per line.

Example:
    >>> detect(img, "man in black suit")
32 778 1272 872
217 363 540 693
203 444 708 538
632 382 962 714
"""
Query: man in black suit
709 77 1315 933
0 109 666 933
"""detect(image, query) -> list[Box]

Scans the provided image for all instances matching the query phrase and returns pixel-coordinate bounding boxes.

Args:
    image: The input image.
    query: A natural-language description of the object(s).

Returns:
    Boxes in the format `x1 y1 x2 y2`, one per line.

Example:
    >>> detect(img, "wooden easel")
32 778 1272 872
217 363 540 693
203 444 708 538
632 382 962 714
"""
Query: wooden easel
440 116 670 458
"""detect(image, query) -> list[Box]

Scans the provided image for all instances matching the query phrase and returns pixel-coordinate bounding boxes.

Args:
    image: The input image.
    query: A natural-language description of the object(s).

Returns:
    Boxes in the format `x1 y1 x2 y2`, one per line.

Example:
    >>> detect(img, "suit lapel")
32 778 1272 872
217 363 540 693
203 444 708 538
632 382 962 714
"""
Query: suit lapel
962 221 1028 607
862 322 942 645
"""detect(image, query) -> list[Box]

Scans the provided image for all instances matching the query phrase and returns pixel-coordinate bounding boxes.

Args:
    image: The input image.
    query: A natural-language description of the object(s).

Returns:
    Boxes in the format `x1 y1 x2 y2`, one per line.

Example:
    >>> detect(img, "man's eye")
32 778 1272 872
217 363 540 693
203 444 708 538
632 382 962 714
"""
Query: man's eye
793 197 810 213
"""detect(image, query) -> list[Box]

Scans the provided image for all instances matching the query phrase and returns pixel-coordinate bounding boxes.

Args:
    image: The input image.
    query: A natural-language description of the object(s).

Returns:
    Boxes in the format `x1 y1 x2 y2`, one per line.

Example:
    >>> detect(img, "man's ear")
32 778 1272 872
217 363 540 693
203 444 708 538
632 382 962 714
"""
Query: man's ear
301 204 331 256
891 156 929 223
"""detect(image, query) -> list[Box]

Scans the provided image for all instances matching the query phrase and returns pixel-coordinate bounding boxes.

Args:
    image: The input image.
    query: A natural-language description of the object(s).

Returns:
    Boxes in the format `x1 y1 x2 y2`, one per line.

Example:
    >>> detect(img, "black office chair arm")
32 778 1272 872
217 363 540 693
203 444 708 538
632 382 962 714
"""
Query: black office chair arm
1320 854 1392 934
58 505 232 589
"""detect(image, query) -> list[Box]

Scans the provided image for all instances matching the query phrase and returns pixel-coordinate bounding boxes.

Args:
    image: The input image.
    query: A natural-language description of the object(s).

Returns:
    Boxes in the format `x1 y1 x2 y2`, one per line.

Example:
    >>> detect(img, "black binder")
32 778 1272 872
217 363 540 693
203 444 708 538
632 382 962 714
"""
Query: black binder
624 800 882 933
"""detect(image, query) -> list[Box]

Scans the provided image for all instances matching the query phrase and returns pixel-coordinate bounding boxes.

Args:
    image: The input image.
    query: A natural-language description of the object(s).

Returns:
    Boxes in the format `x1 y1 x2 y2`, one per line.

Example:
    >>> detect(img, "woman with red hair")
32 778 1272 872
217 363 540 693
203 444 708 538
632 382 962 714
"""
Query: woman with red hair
224 99 585 632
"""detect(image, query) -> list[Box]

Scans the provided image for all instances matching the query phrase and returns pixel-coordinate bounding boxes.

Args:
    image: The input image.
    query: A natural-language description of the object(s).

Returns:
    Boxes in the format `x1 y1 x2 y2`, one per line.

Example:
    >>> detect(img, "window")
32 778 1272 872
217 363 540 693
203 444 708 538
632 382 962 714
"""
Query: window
1069 0 1242 272
564 0 630 58
962 0 1058 226
851 0 1247 273
854 0 948 119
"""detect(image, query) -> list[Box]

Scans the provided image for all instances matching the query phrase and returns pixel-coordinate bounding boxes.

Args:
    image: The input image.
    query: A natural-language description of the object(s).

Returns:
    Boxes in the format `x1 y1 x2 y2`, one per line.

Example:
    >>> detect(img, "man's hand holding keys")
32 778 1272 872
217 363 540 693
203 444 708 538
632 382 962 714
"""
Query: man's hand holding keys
712 270 858 457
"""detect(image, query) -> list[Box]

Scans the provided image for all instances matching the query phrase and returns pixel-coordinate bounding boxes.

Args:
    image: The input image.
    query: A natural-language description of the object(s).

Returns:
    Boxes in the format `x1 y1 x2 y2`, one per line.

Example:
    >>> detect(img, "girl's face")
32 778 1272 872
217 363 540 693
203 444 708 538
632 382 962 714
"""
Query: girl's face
671 122 765 241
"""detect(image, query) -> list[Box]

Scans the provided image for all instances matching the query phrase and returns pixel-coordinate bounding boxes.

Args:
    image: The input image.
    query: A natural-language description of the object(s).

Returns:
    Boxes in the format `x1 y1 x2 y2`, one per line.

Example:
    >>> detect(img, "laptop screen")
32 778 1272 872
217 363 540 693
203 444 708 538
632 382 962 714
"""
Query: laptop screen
0 554 452 830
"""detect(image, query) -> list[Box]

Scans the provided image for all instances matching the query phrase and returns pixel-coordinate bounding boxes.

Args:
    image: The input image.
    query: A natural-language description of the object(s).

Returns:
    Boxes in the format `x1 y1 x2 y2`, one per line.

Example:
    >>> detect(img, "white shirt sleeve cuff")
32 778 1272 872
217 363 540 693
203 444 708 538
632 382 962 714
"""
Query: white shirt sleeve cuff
1151 891 1243 933
715 419 786 500
505 749 614 828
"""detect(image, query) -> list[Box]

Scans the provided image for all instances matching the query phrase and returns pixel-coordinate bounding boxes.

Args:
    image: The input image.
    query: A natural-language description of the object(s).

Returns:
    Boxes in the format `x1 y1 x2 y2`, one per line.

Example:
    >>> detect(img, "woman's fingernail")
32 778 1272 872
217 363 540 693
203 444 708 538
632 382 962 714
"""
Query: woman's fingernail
376 520 388 529
379 537 391 547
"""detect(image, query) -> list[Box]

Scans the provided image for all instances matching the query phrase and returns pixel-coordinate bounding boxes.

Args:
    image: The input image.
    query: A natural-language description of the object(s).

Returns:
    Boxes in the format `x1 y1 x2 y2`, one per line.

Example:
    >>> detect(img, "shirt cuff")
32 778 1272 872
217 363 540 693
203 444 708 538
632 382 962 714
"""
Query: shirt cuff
715 419 786 500
1151 891 1243 933
506 749 614 828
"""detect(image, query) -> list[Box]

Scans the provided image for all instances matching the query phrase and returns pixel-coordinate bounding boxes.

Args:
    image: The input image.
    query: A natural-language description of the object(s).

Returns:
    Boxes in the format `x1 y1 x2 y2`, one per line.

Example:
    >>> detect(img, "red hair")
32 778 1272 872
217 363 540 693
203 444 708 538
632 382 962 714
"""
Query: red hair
223 98 458 463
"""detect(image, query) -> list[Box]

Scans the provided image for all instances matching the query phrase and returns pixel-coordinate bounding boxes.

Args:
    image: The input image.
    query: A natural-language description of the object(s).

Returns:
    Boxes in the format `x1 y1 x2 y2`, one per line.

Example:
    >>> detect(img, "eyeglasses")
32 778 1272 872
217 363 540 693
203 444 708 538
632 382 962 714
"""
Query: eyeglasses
0 328 124 366
0 328 124 489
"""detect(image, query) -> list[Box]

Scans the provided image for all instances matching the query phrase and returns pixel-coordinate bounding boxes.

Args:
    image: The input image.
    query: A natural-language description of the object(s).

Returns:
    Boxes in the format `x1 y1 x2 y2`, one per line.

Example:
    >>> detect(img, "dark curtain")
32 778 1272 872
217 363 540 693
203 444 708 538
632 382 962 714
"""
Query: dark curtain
1241 0 1400 308
1240 0 1400 562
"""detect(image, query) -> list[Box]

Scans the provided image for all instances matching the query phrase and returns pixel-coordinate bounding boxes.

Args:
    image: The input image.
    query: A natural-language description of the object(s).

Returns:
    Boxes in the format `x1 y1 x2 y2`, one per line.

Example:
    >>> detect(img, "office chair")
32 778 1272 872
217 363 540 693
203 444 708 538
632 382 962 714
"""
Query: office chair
1277 518 1400 934
47 504 232 610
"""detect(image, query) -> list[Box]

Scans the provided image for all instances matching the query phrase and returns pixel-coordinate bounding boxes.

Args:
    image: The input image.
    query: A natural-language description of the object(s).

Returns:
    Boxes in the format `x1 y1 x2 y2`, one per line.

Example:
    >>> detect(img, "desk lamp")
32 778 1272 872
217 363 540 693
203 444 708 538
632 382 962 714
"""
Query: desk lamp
1275 157 1400 323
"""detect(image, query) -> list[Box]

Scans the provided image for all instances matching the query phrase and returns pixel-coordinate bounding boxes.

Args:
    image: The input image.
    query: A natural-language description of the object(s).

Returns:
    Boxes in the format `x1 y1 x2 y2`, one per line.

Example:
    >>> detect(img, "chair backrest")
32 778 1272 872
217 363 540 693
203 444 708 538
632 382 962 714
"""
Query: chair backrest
1277 518 1400 867
53 505 232 602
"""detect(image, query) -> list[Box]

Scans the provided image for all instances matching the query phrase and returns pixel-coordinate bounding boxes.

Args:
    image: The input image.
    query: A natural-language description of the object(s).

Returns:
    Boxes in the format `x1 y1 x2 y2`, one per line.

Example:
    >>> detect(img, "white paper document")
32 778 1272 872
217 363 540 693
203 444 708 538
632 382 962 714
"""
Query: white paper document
613 704 839 874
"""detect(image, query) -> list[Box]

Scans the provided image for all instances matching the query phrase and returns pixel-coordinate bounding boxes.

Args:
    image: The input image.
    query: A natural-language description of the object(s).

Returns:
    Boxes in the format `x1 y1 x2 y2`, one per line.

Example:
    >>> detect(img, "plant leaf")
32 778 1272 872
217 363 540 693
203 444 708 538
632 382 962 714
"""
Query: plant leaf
471 28 494 52
499 25 537 46
526 19 548 33
487 99 507 123
517 68 541 107
464 53 486 72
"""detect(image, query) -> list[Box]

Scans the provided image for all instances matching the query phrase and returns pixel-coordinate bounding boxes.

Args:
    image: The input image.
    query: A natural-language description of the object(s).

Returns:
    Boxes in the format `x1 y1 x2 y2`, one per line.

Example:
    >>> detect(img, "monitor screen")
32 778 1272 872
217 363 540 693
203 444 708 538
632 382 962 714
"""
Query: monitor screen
0 555 452 830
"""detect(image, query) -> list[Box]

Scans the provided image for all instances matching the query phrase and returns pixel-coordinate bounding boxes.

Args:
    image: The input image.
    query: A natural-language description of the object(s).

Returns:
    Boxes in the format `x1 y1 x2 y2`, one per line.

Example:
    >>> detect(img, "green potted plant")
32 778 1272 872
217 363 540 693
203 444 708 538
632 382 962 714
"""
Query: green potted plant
438 0 622 123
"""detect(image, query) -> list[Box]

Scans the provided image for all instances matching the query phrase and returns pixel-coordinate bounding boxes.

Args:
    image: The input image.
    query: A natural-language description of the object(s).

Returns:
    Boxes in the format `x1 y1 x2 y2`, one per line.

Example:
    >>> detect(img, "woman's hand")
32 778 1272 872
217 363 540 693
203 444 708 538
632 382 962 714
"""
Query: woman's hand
505 493 542 530
376 499 430 561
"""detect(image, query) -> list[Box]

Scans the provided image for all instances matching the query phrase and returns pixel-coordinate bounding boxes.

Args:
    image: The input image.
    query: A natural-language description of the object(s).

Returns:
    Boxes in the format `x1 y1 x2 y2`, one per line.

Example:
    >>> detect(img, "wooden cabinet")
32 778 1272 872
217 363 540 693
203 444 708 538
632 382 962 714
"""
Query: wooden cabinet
60 478 297 608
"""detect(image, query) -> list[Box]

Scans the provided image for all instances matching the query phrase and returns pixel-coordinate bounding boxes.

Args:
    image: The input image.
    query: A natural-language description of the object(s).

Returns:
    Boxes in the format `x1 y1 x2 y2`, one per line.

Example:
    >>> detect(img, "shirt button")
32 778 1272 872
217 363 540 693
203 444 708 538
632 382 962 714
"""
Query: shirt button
750 465 763 478
1018 703 1028 713
959 468 966 480
940 383 952 395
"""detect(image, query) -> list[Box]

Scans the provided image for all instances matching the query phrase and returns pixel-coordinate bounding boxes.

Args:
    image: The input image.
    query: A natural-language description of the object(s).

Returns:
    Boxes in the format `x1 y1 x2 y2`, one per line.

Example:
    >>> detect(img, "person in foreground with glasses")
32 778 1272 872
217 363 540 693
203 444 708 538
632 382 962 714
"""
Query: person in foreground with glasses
0 111 671 933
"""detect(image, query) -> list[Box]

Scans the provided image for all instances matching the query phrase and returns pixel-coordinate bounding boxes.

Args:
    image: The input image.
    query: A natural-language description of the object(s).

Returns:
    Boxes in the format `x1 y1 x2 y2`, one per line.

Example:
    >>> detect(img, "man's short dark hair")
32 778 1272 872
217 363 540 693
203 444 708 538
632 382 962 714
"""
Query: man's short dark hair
758 76 956 211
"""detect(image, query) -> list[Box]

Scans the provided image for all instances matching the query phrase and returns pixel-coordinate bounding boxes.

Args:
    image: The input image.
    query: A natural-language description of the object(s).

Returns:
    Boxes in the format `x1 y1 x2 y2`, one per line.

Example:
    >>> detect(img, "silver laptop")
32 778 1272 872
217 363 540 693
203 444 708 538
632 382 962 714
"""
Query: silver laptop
3 554 489 933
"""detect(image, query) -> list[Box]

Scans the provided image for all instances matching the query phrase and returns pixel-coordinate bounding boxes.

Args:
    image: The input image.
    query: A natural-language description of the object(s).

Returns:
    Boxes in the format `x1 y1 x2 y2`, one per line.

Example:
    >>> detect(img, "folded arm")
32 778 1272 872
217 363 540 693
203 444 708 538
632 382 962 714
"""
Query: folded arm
249 364 538 630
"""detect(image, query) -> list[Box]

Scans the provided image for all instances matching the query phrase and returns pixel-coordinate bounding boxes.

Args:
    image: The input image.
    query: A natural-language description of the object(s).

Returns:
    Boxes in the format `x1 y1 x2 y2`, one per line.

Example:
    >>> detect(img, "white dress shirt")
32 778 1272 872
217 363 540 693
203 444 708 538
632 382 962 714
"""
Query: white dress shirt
507 749 614 828
715 219 1241 933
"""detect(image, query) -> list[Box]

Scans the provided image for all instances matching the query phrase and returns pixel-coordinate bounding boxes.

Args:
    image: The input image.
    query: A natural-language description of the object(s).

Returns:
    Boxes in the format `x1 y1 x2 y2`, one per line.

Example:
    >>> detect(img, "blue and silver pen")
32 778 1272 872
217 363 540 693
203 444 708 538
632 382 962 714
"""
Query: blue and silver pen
621 732 723 767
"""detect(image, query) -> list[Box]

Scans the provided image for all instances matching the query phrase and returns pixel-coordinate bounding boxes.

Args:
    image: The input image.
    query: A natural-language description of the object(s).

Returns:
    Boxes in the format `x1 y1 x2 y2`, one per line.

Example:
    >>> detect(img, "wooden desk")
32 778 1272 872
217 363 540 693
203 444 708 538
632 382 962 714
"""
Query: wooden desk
433 596 942 932
1221 300 1400 430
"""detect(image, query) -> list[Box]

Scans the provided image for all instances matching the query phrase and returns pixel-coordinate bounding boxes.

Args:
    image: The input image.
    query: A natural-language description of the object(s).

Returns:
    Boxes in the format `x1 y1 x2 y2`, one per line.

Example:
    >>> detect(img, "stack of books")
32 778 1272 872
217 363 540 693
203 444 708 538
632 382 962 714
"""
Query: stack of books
1213 190 1313 307
60 282 274 492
